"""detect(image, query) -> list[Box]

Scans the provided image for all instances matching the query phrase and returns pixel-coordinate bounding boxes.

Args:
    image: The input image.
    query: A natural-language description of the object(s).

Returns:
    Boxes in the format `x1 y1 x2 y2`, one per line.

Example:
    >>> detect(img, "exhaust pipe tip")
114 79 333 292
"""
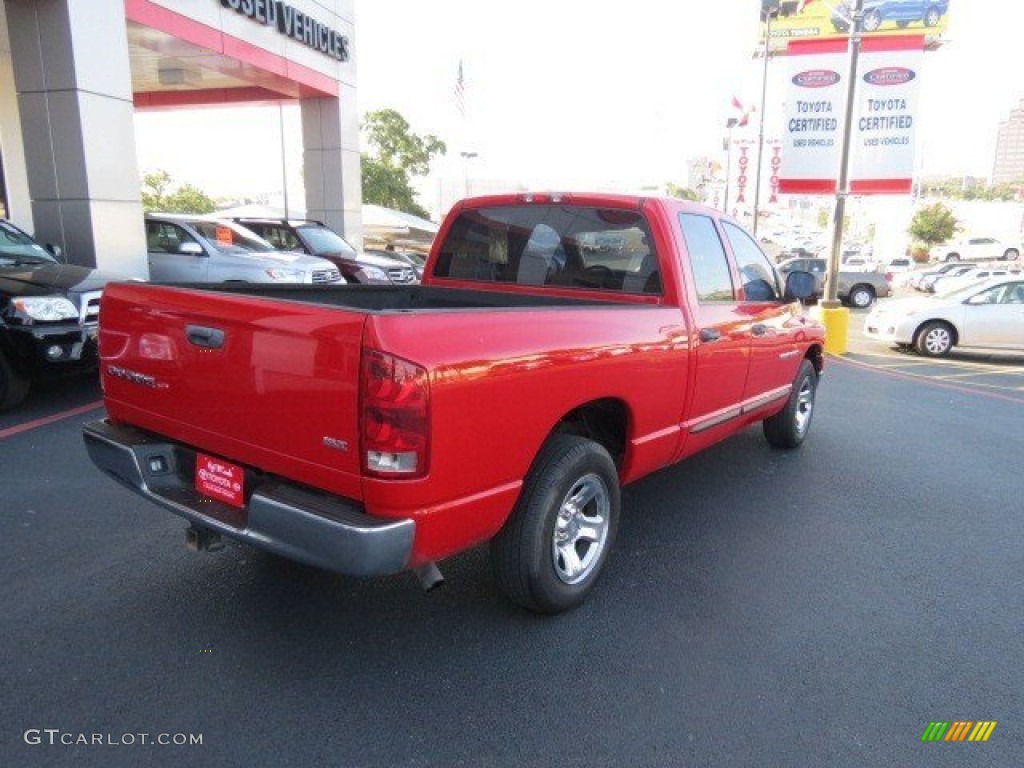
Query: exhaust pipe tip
412 562 444 592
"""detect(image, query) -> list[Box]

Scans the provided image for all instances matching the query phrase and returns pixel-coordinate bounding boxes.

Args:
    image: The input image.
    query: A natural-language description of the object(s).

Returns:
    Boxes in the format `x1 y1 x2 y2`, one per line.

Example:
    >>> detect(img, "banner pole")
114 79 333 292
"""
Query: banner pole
823 0 863 307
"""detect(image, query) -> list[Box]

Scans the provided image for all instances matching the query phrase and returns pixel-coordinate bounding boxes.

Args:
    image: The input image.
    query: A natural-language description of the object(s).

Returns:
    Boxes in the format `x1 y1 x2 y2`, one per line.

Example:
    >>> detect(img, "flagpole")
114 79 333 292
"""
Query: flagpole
752 10 773 236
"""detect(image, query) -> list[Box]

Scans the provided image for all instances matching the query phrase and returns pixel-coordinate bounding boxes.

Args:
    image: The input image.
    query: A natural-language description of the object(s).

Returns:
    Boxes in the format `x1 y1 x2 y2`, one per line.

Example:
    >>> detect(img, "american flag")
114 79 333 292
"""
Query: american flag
454 60 466 117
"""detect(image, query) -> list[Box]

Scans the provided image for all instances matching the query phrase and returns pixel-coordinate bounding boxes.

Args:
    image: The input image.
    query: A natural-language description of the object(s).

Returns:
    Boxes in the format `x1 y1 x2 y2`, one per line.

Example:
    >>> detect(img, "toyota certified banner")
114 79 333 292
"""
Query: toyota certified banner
849 35 924 194
778 38 849 195
778 35 924 196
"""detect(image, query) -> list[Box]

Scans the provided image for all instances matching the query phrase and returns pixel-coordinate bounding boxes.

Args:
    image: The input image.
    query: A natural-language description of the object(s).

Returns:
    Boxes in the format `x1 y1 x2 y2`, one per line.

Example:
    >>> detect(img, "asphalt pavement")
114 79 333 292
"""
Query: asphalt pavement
1 349 1022 767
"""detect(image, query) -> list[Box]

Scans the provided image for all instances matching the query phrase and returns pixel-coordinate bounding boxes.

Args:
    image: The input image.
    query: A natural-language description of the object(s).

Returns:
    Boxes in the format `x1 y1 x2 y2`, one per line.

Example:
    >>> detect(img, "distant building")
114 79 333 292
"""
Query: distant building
993 100 1024 185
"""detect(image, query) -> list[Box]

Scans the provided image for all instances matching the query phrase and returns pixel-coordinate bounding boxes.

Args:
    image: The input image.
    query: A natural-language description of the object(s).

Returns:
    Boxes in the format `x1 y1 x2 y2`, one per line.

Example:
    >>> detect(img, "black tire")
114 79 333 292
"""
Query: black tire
490 434 620 614
863 10 882 31
1003 248 1019 261
847 285 875 309
915 321 955 357
945 252 960 262
924 7 940 26
763 359 817 449
0 350 30 412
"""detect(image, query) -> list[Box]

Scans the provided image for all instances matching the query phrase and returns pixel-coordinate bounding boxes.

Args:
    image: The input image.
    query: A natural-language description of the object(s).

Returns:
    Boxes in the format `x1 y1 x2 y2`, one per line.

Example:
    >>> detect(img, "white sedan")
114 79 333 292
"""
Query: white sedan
864 277 1024 356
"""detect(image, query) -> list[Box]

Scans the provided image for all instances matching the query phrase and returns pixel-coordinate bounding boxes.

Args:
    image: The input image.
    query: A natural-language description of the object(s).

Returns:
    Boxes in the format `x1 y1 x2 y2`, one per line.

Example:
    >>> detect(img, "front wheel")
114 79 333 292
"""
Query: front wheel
490 434 620 614
945 252 960 262
1003 248 1019 261
862 10 882 31
915 321 955 357
924 7 940 26
763 359 818 449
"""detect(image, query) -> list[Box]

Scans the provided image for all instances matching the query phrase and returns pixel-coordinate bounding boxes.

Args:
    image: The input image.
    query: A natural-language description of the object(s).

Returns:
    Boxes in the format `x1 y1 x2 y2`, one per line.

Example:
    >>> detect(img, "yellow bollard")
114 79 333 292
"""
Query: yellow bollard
809 304 850 355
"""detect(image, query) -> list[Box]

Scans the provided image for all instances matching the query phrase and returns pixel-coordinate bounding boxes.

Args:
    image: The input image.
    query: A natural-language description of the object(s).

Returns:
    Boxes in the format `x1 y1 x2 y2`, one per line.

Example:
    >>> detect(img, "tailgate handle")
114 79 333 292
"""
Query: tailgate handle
185 325 225 349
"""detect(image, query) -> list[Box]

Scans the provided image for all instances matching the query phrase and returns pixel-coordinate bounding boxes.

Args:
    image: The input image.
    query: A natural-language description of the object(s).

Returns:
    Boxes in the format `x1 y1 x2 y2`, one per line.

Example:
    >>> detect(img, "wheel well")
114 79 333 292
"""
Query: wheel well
805 344 824 374
552 399 627 468
914 319 958 346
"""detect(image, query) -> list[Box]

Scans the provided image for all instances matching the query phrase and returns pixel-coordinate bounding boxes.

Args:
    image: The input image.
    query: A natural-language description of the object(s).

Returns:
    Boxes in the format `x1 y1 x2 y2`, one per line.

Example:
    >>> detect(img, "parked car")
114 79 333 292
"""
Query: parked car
1 219 127 410
930 266 1021 295
777 256 891 308
145 214 343 285
231 218 418 285
921 264 979 293
832 0 949 33
365 248 426 280
910 262 978 291
864 277 1024 356
84 193 823 614
933 236 1020 263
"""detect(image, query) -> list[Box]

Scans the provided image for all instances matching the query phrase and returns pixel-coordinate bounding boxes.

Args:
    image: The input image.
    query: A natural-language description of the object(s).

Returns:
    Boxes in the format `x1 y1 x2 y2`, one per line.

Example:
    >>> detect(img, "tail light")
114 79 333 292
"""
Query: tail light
884 272 893 282
360 349 430 478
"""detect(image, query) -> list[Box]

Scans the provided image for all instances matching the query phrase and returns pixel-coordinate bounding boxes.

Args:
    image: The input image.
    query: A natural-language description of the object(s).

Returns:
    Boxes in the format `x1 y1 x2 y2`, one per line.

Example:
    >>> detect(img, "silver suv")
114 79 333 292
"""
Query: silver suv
145 214 343 284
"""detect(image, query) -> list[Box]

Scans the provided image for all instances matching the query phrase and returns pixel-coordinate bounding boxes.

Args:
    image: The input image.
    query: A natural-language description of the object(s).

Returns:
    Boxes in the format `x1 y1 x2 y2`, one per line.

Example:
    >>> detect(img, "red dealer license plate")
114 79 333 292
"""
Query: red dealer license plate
195 453 245 509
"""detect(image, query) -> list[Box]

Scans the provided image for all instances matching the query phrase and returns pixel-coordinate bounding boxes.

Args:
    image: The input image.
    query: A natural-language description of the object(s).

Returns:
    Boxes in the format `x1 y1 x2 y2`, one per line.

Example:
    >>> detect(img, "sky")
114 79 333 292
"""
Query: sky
134 0 1024 206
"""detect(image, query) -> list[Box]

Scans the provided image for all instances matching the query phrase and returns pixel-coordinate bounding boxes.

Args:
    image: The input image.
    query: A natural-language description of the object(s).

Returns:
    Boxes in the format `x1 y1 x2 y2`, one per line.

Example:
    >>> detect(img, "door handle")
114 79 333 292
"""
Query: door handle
185 325 225 349
699 328 721 343
751 324 768 337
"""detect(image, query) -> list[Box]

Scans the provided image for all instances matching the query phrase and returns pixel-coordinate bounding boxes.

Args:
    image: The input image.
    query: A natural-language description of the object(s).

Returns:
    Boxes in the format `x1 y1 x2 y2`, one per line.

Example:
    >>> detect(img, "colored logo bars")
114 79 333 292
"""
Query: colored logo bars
921 721 997 742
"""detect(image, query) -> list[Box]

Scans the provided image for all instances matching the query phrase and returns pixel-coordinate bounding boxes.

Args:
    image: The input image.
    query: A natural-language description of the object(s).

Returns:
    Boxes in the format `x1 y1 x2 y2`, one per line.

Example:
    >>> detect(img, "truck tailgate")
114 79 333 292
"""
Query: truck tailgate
99 283 364 500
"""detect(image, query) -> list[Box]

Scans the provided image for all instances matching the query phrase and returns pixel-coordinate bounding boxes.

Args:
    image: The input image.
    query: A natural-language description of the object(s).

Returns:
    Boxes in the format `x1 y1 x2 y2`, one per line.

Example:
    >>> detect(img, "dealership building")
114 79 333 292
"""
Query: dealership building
0 0 360 277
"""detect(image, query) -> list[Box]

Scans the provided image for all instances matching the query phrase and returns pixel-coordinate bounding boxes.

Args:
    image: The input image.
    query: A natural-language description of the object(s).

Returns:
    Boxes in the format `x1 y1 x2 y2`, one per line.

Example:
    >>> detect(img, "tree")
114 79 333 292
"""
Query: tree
361 109 446 219
665 183 699 201
141 170 215 214
908 202 958 247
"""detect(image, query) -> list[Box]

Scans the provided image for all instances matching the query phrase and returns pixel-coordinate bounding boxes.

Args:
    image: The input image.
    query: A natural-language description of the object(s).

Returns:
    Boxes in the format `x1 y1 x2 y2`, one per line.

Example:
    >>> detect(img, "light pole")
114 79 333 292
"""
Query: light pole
460 151 478 199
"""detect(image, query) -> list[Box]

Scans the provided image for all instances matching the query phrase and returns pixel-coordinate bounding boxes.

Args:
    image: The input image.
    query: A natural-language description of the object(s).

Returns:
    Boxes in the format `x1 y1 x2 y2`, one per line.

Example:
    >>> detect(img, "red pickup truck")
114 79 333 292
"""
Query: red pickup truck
84 193 823 613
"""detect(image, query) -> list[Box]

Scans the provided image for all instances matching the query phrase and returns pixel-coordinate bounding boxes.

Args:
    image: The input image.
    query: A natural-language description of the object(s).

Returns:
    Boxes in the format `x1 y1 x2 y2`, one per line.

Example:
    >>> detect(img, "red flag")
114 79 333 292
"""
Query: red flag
731 95 756 127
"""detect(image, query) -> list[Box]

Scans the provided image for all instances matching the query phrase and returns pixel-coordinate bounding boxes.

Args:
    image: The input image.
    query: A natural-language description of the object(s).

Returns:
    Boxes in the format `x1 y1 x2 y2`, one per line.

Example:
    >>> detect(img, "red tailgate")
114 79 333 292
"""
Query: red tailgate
99 283 365 501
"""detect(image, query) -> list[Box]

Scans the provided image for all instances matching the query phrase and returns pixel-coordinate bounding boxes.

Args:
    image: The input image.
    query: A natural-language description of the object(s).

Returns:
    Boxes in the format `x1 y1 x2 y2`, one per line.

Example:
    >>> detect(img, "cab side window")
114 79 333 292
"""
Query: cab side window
679 213 735 302
722 221 782 302
260 226 302 251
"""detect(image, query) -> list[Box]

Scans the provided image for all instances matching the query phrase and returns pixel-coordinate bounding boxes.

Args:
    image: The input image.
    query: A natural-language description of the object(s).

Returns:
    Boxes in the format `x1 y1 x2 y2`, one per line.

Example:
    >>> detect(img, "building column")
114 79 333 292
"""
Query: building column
301 82 362 248
4 0 146 276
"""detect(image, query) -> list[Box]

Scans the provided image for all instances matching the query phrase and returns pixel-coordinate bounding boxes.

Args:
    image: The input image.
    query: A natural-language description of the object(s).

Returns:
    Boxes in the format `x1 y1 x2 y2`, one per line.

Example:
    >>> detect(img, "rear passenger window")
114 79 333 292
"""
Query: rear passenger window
722 222 782 302
678 213 734 302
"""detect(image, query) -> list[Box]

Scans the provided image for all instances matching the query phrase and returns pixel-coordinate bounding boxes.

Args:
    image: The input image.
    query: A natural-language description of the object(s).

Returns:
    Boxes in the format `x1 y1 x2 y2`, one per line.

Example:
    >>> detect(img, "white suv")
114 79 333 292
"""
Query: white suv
935 236 1019 263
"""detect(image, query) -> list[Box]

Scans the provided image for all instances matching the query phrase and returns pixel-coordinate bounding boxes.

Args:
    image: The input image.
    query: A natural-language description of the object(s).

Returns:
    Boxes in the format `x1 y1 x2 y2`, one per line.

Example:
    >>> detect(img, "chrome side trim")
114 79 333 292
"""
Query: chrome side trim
688 385 792 434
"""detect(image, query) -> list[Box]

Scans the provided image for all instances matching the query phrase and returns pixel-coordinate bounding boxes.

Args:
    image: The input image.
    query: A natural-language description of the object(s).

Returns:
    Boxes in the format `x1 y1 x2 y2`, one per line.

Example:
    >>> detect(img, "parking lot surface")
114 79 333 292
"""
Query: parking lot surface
2 350 1021 767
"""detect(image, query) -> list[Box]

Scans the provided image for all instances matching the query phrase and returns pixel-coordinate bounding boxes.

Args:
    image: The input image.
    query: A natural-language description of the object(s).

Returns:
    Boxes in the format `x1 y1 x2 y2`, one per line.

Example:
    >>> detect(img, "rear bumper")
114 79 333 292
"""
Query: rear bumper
82 419 414 577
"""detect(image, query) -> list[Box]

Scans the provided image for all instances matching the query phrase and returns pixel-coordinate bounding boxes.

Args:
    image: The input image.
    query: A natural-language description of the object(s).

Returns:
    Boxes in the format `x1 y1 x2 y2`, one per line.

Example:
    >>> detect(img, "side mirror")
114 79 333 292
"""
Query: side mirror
45 243 64 261
784 270 817 301
178 242 204 256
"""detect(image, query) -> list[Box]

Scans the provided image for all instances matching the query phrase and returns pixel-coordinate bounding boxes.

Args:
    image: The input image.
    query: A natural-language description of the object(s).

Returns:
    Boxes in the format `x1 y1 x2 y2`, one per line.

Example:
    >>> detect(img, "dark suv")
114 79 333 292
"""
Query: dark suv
0 219 125 410
232 219 418 285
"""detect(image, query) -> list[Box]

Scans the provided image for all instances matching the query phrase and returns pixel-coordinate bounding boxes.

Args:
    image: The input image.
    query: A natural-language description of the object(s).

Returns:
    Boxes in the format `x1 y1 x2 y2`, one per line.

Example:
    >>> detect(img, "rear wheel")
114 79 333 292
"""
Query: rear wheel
1003 248 1019 261
847 285 875 309
945 252 960 262
0 351 30 412
763 359 818 449
491 434 620 614
915 321 955 357
924 7 941 26
863 10 882 31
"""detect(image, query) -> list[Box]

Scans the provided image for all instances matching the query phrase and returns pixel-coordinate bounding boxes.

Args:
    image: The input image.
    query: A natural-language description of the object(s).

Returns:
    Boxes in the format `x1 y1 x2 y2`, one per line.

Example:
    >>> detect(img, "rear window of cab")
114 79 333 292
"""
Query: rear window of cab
434 205 662 295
